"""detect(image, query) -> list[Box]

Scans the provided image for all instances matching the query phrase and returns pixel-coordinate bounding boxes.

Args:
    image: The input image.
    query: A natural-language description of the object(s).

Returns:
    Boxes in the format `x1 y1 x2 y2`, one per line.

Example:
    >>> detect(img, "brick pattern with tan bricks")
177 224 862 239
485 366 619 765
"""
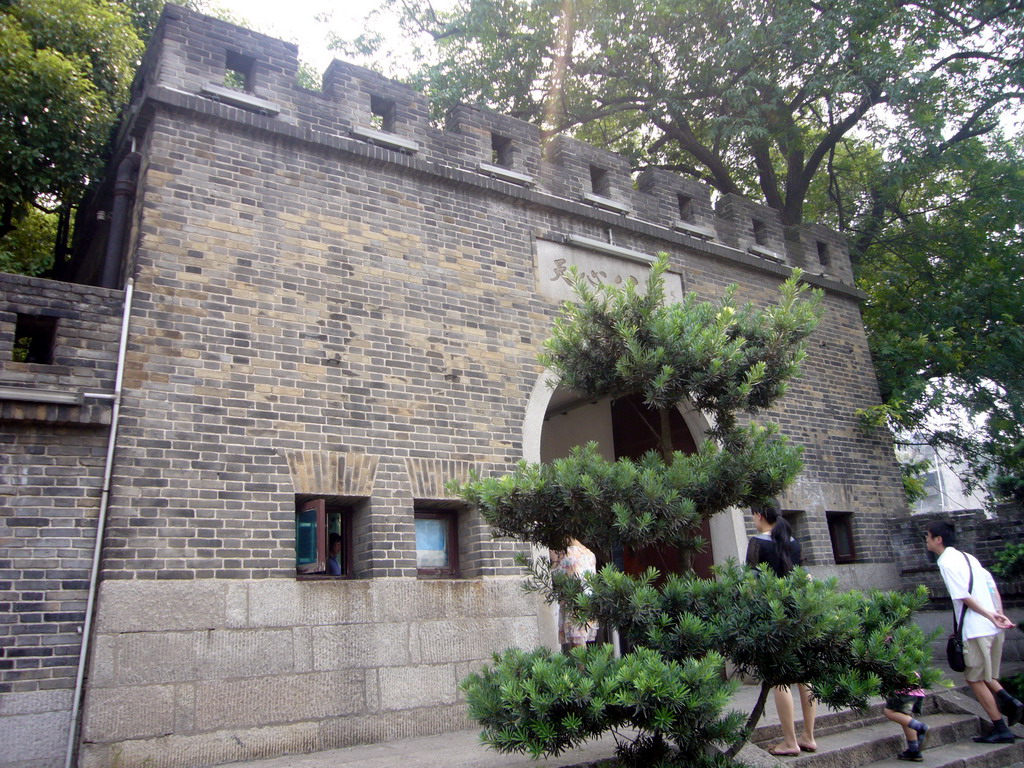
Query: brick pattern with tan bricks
0 5 915 768
0 275 125 767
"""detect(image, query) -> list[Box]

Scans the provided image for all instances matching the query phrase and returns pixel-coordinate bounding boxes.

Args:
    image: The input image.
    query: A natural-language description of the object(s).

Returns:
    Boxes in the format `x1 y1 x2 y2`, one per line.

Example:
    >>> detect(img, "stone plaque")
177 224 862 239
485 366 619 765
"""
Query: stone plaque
536 239 684 303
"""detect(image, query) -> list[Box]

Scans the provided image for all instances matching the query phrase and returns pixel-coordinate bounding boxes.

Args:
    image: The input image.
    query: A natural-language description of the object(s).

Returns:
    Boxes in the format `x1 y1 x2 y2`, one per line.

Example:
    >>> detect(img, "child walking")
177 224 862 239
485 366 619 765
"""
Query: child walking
884 686 929 762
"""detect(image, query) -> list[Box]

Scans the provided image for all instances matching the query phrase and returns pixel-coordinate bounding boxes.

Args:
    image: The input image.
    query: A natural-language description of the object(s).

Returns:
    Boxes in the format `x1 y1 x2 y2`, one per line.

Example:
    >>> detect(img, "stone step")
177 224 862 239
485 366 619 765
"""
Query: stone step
748 694 958 747
864 737 1023 768
754 712 980 768
749 701 890 746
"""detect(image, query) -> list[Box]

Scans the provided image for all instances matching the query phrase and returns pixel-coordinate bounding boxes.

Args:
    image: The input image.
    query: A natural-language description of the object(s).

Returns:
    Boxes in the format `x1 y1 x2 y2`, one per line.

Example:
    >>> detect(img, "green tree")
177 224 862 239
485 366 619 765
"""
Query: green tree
341 0 1023 227
458 256 822 568
464 569 940 765
119 0 167 41
853 137 1024 498
455 261 940 765
465 643 744 766
0 0 143 246
0 204 58 276
0 0 307 274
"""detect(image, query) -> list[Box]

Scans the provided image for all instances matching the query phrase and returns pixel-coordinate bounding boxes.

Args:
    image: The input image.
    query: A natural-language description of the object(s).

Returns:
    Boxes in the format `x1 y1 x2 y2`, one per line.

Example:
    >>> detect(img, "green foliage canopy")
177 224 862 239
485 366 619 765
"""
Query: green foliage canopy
463 564 942 765
0 0 143 239
452 254 939 764
990 541 1024 580
855 137 1024 496
572 564 943 705
0 204 57 276
457 432 805 559
464 644 743 767
540 257 823 436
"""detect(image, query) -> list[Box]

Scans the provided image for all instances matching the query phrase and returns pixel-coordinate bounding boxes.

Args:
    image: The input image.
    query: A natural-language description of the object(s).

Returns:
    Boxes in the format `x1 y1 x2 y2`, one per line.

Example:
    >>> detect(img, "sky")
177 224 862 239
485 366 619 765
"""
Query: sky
210 0 421 73
211 0 356 69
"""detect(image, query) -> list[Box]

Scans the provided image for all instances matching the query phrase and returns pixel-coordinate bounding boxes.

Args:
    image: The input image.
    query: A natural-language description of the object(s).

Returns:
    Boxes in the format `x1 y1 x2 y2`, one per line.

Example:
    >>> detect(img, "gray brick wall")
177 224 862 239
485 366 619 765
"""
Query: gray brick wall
0 5 919 767
0 275 124 768
893 504 1024 608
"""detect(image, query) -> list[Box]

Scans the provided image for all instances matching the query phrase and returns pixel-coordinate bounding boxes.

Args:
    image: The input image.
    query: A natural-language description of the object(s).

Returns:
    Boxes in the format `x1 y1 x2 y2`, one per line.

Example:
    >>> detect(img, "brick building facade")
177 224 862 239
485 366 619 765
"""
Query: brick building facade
1 6 911 767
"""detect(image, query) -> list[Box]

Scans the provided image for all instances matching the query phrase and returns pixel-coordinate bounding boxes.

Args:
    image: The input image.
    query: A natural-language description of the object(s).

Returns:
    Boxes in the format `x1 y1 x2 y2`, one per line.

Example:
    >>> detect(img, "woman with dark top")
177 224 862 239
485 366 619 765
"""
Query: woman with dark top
746 500 817 757
745 503 803 577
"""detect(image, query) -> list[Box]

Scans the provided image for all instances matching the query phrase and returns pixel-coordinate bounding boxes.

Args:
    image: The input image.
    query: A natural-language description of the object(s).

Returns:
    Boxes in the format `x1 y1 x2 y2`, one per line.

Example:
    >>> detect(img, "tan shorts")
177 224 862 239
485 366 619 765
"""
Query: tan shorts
964 632 1004 682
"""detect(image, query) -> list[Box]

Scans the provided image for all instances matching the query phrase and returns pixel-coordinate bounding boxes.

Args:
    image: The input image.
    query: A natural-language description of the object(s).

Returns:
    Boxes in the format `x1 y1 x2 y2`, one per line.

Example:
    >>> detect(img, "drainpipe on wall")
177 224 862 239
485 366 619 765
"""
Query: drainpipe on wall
64 278 134 768
100 151 141 289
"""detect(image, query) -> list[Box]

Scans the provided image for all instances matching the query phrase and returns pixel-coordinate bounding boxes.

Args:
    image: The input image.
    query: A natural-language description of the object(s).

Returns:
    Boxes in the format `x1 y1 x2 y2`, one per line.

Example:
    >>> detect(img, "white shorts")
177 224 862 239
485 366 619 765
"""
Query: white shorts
964 632 1003 682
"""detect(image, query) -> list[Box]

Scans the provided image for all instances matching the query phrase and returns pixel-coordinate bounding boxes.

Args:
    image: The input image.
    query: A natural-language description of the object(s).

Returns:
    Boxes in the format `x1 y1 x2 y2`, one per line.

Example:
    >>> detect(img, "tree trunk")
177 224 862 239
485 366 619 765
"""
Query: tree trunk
545 0 576 127
849 185 889 267
725 680 771 759
0 201 14 240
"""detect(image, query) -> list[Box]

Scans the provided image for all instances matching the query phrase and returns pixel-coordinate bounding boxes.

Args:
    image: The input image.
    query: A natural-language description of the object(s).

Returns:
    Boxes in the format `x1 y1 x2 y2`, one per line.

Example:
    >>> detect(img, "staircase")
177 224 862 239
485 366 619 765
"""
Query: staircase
739 691 1024 768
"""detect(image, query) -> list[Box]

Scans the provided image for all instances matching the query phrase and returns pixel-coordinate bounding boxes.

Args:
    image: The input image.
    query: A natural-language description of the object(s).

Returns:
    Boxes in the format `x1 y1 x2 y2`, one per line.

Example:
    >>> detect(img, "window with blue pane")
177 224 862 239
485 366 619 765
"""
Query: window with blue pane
415 510 458 577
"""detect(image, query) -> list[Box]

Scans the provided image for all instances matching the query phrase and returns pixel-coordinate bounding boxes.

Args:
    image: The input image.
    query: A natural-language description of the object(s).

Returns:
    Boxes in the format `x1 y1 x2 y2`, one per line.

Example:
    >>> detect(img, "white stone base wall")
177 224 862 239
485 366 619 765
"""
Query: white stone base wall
0 690 72 768
78 577 544 768
806 561 902 591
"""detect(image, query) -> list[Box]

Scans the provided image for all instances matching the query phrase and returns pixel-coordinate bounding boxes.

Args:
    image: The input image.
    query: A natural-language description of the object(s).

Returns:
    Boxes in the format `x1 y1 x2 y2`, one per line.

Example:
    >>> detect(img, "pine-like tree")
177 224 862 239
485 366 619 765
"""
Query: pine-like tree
457 255 821 568
454 256 941 766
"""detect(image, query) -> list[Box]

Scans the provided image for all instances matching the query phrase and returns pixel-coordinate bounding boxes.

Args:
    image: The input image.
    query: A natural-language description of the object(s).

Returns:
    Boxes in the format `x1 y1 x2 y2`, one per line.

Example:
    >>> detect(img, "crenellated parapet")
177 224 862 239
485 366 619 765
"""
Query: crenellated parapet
715 194 789 264
445 104 543 184
0 273 124 425
116 3 852 287
635 168 718 241
541 135 635 214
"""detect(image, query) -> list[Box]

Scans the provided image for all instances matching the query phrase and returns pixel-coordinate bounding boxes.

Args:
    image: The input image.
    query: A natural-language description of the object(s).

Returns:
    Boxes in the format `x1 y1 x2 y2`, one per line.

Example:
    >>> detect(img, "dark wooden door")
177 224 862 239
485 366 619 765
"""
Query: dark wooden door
610 394 713 579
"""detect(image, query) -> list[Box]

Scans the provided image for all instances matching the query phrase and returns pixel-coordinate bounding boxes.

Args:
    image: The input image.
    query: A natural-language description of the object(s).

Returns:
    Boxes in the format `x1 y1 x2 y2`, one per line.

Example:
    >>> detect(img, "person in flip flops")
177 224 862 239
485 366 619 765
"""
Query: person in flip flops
746 500 817 757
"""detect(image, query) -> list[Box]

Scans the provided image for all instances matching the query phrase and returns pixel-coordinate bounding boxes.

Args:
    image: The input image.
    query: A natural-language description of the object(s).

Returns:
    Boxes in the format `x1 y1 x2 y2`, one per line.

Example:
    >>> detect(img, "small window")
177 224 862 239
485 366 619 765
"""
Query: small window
752 218 768 245
295 497 352 577
491 133 513 167
826 512 856 564
415 509 459 577
919 467 943 509
224 50 255 92
13 313 57 364
589 165 610 196
677 194 693 222
370 95 396 132
816 241 831 269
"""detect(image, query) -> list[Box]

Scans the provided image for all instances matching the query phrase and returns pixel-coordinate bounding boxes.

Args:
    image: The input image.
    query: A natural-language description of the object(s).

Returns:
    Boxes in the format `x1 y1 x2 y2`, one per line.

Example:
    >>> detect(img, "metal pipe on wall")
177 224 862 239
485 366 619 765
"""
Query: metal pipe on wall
64 278 134 768
100 152 140 289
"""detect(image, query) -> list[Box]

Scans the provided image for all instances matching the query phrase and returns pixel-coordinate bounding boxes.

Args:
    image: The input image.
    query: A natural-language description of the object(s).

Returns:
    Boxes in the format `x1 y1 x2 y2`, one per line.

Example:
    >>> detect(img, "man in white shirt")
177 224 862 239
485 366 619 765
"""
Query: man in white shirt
926 521 1021 743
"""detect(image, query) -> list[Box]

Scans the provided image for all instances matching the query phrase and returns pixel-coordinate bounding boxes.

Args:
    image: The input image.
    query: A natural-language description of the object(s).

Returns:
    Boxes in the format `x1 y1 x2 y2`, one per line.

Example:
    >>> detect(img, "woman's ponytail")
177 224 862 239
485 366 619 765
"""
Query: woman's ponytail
760 499 795 574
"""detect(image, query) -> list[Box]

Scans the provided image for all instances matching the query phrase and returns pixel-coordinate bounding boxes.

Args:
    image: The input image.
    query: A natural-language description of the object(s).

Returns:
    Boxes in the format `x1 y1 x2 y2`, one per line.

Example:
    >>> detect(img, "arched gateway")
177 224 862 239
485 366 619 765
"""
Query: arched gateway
524 378 743 581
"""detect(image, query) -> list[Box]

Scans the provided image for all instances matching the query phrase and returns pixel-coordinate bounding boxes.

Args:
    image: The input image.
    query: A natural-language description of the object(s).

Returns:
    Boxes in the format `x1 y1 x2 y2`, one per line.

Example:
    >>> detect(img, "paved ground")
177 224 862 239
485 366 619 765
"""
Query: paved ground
205 658 1022 768
202 672 826 768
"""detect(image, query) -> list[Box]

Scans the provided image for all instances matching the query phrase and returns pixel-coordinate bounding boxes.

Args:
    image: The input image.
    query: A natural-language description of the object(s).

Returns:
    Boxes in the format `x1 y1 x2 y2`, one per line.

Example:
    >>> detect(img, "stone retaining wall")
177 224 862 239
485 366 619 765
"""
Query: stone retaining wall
78 578 539 768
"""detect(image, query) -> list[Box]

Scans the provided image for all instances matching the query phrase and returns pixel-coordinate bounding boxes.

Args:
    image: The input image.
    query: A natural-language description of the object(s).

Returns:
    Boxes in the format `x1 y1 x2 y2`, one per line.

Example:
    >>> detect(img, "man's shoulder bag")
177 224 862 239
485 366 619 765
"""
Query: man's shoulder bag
945 551 973 673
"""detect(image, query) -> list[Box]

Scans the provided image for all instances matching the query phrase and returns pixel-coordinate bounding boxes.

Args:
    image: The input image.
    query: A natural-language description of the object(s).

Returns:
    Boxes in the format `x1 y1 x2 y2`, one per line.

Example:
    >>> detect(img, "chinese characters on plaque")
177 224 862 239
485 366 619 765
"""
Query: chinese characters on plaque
549 258 639 290
536 240 684 304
